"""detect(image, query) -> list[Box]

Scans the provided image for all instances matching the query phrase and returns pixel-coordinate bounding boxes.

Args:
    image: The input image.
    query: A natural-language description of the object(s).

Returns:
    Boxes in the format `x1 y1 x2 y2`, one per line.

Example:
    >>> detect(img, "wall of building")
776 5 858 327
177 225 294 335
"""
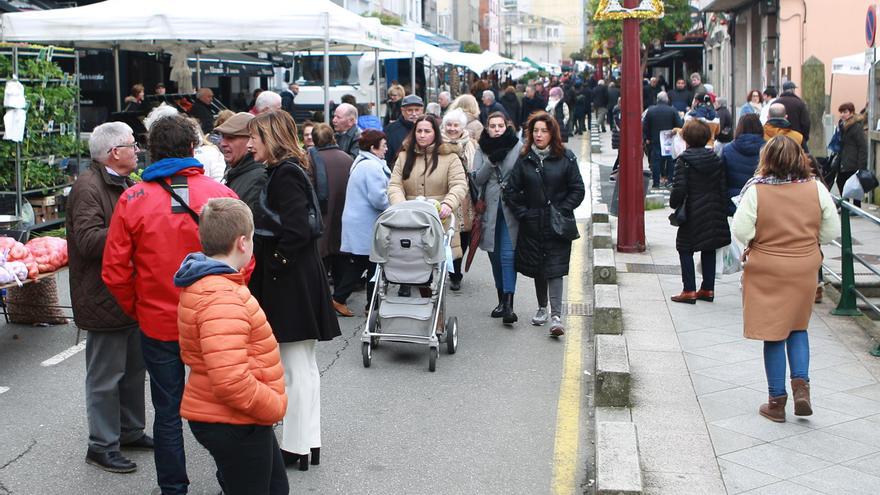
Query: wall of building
516 0 584 57
779 0 868 120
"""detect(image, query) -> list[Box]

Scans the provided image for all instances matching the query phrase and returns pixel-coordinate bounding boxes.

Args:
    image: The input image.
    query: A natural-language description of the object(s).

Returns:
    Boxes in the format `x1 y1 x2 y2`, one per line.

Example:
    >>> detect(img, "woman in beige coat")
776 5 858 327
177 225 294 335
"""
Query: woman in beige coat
441 108 477 291
388 114 468 262
733 135 840 423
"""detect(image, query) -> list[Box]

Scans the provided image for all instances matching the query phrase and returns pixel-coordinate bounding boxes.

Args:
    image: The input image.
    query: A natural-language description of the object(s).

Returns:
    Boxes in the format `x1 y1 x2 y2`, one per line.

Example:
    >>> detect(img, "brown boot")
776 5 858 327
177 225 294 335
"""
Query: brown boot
814 286 823 304
759 394 787 422
791 378 813 416
695 289 715 302
670 291 698 304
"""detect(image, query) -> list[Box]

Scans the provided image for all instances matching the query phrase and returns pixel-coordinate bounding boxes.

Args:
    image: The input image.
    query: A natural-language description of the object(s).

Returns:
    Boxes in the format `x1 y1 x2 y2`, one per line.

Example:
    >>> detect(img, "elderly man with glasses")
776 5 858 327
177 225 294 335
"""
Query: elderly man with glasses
67 122 152 474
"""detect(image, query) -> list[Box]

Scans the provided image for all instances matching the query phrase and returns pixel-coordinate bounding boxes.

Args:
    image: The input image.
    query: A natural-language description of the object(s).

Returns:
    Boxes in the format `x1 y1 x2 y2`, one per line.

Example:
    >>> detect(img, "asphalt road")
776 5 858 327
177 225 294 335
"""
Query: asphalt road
0 137 595 495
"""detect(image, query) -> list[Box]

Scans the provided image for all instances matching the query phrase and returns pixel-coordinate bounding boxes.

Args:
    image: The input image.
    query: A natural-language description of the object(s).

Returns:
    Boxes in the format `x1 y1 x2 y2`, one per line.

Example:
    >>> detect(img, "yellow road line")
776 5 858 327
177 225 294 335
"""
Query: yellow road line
551 228 586 494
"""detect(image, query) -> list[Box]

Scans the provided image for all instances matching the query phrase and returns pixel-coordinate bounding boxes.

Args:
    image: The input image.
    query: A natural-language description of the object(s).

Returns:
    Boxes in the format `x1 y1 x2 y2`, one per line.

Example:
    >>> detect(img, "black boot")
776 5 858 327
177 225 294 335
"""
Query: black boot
490 289 504 318
502 293 518 325
310 447 320 465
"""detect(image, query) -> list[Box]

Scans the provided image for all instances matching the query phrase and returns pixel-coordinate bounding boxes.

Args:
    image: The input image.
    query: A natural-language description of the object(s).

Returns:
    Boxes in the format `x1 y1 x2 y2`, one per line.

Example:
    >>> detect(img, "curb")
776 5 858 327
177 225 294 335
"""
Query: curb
822 283 880 347
589 202 642 495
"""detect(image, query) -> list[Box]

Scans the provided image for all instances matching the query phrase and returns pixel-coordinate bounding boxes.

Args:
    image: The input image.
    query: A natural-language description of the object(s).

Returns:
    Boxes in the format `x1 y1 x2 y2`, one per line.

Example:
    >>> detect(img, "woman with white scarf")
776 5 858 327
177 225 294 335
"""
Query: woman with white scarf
546 87 570 143
442 108 477 291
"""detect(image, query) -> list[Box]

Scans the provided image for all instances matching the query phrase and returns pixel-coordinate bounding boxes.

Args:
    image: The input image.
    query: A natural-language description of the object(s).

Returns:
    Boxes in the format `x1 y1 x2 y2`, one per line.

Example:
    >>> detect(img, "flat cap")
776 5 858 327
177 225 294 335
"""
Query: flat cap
213 112 254 137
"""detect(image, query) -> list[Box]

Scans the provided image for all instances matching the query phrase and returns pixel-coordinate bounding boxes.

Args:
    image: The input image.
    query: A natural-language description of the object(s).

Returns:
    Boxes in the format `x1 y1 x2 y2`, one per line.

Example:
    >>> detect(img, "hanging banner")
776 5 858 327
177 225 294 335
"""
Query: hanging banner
594 0 665 21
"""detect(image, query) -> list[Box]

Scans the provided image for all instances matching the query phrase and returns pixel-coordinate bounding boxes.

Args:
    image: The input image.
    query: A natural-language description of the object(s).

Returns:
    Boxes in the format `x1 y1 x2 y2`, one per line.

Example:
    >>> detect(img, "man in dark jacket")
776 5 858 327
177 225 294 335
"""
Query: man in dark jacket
189 87 215 134
593 80 609 132
69 122 151 474
775 81 811 149
215 112 266 212
715 97 733 143
642 92 684 188
521 85 546 128
332 103 362 158
606 82 621 130
480 90 509 125
643 77 659 110
280 83 299 118
668 79 692 113
385 94 425 165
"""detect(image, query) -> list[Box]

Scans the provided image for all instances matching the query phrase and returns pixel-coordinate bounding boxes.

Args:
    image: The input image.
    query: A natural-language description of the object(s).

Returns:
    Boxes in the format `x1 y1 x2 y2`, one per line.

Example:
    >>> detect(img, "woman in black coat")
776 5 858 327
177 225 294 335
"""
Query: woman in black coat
720 113 765 215
504 111 585 337
669 119 731 304
247 111 341 470
835 101 868 207
499 86 522 130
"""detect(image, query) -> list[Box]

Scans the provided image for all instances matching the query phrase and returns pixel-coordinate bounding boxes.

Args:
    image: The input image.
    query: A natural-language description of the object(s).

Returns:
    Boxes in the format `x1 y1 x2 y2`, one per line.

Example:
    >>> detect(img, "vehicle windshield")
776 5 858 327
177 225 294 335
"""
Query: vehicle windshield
294 55 358 86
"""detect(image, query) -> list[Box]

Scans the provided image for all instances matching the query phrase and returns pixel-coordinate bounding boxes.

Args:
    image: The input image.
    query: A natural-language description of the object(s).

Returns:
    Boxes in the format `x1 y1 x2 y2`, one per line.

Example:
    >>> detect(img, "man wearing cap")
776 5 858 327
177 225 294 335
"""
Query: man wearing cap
385 94 425 165
775 81 811 149
215 112 266 212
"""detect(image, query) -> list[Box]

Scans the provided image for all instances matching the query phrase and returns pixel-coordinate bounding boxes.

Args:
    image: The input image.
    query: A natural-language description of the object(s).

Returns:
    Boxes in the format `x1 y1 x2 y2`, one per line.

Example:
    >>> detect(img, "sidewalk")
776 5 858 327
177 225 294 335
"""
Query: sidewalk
591 132 880 494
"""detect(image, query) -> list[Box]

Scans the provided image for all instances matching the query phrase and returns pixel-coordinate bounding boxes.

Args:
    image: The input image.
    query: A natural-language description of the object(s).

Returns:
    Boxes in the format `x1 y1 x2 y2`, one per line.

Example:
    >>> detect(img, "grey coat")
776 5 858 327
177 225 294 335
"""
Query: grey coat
473 141 522 252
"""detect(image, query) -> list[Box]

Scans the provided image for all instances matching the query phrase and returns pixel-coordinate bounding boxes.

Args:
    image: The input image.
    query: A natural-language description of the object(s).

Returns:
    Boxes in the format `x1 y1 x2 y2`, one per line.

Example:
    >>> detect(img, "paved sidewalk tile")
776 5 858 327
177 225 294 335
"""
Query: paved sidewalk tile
592 130 880 493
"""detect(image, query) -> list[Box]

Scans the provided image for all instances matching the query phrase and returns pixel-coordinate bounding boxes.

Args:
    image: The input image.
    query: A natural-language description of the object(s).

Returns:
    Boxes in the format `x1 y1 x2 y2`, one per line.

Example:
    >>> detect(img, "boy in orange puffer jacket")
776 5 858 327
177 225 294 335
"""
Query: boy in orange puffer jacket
174 198 288 495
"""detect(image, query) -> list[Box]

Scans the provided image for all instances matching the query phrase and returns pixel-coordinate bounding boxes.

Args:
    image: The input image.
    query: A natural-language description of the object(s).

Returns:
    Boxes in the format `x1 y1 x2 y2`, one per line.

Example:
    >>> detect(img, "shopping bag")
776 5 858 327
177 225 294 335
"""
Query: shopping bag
722 242 743 275
842 173 865 200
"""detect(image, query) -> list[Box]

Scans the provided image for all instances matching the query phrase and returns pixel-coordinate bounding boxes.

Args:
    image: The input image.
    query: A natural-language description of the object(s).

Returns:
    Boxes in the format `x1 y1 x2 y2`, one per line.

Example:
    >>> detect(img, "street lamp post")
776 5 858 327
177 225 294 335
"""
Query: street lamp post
616 0 646 252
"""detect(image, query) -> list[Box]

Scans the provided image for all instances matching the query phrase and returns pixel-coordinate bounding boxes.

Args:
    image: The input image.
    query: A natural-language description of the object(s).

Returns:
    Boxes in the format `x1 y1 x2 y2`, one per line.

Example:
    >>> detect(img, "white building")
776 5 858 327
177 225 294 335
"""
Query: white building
514 0 583 58
501 10 564 65
333 0 424 28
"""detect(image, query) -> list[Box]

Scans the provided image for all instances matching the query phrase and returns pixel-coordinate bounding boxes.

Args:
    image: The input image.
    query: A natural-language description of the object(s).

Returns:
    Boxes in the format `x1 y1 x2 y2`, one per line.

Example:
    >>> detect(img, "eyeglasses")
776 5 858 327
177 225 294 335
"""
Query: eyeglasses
109 143 139 153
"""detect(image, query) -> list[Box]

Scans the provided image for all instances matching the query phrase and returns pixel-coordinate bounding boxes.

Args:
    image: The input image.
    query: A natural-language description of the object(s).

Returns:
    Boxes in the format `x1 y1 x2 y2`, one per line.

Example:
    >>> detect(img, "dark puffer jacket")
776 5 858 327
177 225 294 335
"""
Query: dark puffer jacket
503 148 585 279
838 115 868 173
67 162 139 332
669 147 731 252
720 133 764 214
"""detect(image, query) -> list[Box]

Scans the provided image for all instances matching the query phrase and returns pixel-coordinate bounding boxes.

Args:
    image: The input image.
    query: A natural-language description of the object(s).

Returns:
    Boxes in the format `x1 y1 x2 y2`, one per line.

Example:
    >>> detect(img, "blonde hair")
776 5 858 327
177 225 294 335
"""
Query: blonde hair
388 84 405 99
247 111 308 170
199 198 254 257
448 94 480 119
214 109 235 128
757 135 809 179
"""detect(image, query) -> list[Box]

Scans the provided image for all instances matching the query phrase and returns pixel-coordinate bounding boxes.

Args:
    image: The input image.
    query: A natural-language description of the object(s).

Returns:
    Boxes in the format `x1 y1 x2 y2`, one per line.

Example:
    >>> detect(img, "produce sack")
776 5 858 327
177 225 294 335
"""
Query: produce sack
25 237 68 273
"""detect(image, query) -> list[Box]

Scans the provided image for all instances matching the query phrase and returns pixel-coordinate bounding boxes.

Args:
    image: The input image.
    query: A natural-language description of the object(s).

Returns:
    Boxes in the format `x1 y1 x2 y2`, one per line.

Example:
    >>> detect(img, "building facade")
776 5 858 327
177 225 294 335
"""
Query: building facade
480 0 501 52
515 0 584 58
501 10 564 64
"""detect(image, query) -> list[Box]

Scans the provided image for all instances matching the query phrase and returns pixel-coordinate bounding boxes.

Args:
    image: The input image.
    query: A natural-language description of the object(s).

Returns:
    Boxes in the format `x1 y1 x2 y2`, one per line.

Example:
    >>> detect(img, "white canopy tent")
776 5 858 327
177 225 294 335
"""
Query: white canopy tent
0 0 415 118
832 52 871 76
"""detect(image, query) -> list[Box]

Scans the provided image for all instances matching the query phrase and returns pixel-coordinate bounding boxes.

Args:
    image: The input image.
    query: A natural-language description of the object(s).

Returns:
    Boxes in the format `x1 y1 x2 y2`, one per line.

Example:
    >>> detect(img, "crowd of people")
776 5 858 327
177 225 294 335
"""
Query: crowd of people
69 69 589 494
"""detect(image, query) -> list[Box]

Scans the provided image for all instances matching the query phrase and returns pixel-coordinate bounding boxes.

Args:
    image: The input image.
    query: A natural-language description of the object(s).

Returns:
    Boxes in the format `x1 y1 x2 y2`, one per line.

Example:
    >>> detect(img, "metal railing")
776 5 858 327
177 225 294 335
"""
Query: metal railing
822 197 880 357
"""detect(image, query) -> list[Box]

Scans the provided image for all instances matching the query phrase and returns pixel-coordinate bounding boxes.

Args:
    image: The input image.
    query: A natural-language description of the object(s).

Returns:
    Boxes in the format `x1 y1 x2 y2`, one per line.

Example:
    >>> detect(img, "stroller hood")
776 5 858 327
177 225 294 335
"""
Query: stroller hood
371 200 446 265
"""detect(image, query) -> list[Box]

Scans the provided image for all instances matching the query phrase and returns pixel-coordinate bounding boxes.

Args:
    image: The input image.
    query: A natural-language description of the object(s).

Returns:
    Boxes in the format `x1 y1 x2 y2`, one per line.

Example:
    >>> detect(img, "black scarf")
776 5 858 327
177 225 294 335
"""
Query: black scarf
478 127 519 163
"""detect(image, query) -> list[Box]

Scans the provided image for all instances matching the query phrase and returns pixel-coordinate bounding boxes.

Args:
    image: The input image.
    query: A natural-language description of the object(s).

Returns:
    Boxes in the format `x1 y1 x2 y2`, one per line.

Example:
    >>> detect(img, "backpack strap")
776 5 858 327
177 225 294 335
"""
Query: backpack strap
157 175 199 224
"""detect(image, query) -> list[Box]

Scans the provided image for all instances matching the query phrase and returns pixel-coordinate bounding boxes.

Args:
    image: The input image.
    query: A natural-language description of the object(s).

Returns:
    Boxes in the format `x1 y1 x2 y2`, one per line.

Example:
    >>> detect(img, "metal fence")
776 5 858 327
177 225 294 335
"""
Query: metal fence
822 198 880 357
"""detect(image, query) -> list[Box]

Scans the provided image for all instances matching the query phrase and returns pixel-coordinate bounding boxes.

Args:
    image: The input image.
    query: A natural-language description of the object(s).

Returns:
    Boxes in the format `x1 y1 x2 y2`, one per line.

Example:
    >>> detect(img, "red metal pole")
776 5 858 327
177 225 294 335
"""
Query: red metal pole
616 0 646 253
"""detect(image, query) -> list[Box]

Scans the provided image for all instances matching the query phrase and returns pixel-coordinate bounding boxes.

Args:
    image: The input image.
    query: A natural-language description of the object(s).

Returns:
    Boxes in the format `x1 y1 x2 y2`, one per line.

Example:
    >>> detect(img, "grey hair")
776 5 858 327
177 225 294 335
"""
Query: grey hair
442 108 468 128
336 102 358 120
481 90 495 102
89 122 134 163
426 102 442 117
439 91 451 101
656 91 669 104
716 97 727 107
255 91 282 112
143 103 179 131
768 103 787 118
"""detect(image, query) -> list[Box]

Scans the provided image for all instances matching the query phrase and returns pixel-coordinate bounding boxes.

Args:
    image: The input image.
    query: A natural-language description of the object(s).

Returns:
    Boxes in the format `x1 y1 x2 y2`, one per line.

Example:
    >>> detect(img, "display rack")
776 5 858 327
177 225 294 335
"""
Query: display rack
0 44 80 231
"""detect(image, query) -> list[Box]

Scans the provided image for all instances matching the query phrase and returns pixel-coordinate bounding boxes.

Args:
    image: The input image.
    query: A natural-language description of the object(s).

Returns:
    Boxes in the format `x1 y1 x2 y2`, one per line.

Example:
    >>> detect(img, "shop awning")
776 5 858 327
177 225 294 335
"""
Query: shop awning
701 0 753 12
522 57 543 70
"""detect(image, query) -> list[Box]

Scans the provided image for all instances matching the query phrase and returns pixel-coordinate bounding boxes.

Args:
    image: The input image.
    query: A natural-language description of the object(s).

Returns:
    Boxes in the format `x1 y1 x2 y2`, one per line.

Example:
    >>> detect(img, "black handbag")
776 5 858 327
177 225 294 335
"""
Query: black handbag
668 161 688 226
536 166 580 241
254 161 323 240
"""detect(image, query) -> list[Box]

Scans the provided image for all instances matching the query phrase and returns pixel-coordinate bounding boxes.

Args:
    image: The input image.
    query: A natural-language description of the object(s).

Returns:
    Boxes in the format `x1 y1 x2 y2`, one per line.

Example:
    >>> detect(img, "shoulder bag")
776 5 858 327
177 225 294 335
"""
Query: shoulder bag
255 161 323 240
536 164 580 241
668 161 688 226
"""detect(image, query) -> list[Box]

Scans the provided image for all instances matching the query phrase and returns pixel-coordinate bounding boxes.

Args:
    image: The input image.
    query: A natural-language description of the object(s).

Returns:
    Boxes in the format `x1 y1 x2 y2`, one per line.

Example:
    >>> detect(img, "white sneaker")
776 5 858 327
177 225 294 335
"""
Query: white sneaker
549 316 565 337
531 307 549 326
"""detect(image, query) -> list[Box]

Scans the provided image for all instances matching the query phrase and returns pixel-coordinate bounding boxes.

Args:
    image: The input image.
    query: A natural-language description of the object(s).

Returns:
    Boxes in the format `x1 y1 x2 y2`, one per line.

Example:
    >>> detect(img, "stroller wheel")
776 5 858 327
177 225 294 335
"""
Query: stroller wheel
367 311 380 349
362 342 372 368
428 346 438 372
445 317 458 355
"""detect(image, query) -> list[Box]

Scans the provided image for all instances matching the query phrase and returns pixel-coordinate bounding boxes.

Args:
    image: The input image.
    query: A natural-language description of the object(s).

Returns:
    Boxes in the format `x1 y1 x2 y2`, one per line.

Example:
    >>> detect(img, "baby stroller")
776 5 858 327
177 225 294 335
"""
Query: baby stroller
361 199 459 372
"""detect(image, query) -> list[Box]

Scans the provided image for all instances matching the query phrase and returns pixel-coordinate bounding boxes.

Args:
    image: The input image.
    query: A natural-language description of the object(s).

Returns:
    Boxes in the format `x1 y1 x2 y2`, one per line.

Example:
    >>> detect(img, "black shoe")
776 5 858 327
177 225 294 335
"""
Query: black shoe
450 279 461 291
85 449 137 474
490 290 504 318
310 447 320 465
121 434 154 450
397 285 411 297
502 293 518 325
282 450 309 471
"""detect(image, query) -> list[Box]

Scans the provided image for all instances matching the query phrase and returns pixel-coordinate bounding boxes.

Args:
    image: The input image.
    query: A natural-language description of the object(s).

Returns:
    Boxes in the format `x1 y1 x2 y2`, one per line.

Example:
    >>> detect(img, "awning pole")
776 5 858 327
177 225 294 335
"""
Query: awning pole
410 52 416 96
323 13 331 124
374 48 381 117
113 44 121 112
196 50 202 89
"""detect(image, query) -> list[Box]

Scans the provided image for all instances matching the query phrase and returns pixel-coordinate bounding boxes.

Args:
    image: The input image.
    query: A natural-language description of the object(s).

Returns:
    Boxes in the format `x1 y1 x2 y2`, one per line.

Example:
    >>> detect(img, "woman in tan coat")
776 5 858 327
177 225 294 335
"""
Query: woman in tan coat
733 135 840 423
441 108 477 291
388 114 468 261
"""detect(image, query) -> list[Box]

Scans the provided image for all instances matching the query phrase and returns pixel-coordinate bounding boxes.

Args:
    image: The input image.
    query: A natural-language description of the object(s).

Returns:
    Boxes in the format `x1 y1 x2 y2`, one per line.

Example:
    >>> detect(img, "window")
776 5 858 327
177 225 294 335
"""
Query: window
528 28 537 40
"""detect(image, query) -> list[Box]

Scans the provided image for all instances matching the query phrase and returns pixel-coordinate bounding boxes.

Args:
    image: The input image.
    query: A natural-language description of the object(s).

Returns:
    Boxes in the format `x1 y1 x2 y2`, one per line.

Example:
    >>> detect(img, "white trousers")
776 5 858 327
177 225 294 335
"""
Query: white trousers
279 339 321 454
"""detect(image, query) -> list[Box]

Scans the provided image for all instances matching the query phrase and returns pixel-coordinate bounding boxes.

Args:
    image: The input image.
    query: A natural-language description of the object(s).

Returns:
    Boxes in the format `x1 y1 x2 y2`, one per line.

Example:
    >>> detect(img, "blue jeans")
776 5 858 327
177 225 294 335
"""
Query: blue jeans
488 205 516 294
141 334 189 494
650 144 674 187
763 330 810 397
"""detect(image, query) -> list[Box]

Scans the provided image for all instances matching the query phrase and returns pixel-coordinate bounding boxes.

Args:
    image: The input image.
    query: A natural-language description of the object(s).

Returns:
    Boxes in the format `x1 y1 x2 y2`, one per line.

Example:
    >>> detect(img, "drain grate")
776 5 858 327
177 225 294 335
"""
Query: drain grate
625 263 682 275
562 302 593 316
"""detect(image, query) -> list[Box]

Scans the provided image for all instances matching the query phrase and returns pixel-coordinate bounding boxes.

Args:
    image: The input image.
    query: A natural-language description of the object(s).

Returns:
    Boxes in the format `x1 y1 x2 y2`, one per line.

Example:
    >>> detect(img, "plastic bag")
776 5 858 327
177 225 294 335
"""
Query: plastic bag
25 237 68 273
842 173 865 200
722 241 743 275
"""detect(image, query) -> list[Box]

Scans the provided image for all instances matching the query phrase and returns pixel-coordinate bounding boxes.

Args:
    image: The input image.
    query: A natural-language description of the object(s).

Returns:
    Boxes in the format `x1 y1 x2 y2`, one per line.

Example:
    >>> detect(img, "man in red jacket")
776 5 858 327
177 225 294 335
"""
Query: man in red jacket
102 113 239 495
